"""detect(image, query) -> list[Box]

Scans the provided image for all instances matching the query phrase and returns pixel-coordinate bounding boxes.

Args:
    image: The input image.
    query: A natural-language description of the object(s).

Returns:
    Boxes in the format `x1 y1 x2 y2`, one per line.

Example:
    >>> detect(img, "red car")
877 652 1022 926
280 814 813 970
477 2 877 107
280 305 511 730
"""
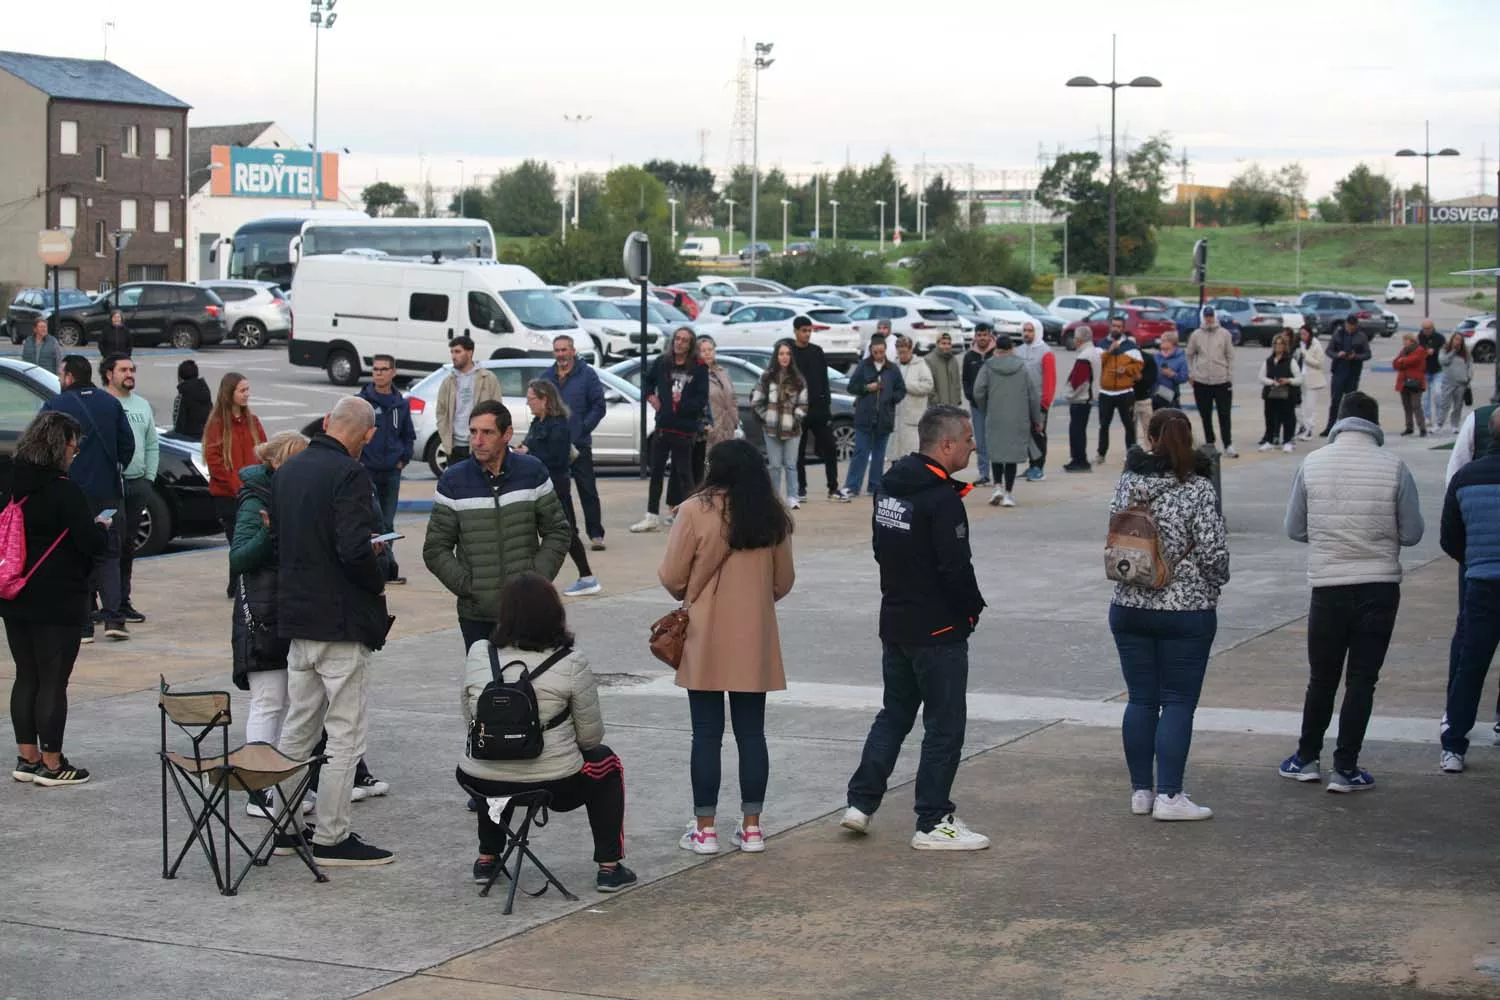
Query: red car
658 286 702 320
1062 305 1176 348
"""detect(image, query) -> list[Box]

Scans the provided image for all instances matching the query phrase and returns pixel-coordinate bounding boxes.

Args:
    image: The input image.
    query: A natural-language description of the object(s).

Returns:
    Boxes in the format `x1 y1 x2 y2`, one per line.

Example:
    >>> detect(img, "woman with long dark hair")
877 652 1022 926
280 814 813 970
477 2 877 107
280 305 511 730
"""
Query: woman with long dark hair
456 572 635 892
517 379 599 596
4 411 110 786
203 372 266 596
659 439 795 854
1109 408 1230 821
1437 332 1471 434
1257 332 1303 452
751 339 808 508
631 327 708 533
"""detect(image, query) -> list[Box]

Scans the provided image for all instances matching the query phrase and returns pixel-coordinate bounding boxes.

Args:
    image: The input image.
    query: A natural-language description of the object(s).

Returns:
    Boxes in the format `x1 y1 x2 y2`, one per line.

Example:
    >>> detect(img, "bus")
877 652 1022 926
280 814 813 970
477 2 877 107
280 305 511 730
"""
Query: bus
216 214 497 288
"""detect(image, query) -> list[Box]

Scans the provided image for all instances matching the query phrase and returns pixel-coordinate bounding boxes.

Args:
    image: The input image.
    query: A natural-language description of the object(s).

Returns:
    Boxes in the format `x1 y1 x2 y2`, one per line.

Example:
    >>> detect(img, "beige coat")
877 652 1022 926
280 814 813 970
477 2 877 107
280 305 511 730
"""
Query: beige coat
436 367 504 452
704 364 740 446
1186 323 1235 385
892 357 935 459
657 490 794 692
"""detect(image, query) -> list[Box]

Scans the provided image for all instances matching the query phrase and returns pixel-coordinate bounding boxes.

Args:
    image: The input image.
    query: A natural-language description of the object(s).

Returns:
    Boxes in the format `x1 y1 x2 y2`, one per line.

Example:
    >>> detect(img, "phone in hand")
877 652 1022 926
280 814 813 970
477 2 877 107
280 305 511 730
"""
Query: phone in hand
97 508 118 520
372 531 404 544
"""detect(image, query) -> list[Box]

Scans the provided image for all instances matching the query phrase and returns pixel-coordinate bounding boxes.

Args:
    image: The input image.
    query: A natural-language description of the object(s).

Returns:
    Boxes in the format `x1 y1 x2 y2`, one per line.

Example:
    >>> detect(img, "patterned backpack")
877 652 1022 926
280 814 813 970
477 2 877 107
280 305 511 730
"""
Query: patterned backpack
0 497 68 600
1104 485 1172 590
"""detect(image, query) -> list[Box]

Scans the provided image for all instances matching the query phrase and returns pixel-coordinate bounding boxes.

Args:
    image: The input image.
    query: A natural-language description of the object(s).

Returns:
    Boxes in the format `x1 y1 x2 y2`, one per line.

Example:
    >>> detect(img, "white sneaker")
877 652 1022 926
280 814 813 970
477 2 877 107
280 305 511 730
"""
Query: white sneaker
246 794 312 819
732 825 765 853
1441 750 1465 773
661 514 675 527
788 496 800 510
628 513 661 533
910 814 990 851
840 806 871 834
1152 792 1213 821
988 487 1003 507
1258 443 1274 452
1000 493 1016 508
1224 445 1239 458
351 774 389 801
1282 442 1294 453
679 823 719 854
1130 790 1154 815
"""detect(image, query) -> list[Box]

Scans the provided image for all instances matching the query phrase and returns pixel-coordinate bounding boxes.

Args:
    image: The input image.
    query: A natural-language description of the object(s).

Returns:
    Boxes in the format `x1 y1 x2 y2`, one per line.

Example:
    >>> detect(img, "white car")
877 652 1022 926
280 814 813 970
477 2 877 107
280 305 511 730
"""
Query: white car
408 358 651 476
845 296 962 353
1254 299 1307 334
696 275 795 297
709 299 861 367
1458 314 1497 364
796 285 868 302
560 295 659 360
694 297 752 324
1385 279 1416 304
567 279 643 299
921 286 1033 335
1047 294 1110 323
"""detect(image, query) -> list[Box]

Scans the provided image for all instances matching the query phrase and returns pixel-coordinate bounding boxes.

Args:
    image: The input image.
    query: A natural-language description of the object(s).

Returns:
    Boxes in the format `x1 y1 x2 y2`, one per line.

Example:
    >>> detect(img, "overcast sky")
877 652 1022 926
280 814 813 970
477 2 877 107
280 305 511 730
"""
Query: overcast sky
7 0 1500 202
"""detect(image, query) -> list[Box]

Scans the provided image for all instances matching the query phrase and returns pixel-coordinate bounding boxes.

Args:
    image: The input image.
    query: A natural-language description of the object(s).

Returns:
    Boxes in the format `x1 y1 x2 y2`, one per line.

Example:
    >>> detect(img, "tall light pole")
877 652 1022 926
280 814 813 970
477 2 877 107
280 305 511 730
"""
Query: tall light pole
1066 34 1161 315
750 41 775 276
813 163 822 243
667 196 678 248
724 198 736 256
457 159 465 216
876 199 886 253
780 198 790 252
563 113 591 228
308 0 338 209
918 198 927 242
1395 121 1460 317
830 199 840 242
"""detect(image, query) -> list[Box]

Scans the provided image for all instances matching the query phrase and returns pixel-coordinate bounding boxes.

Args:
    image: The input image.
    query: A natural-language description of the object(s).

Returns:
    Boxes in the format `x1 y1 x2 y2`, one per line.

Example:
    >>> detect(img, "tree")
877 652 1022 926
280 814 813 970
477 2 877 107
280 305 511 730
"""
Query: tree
910 227 1032 292
922 174 960 232
1227 164 1286 228
1332 164 1392 224
762 244 890 286
360 181 408 217
1035 134 1170 275
448 185 489 219
1313 196 1343 222
599 165 669 229
643 160 717 226
488 160 561 237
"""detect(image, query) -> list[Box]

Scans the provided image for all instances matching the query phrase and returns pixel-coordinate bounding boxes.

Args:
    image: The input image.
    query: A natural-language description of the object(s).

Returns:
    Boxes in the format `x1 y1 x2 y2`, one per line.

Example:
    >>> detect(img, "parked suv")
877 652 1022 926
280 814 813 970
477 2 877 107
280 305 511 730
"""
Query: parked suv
1354 297 1399 337
738 242 773 262
197 280 291 348
6 287 94 342
51 282 228 349
1204 296 1284 346
1384 279 1415 304
1296 291 1386 338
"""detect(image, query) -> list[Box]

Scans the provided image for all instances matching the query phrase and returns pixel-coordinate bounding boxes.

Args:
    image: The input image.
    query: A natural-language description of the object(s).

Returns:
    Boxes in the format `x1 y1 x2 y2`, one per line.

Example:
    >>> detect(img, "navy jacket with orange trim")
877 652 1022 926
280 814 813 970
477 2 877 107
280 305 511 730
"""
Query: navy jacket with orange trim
872 453 986 644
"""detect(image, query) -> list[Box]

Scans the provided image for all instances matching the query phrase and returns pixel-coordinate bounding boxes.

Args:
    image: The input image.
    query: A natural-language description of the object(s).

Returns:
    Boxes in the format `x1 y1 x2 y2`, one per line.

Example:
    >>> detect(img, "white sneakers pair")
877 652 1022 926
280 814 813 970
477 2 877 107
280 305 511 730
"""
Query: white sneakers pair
679 822 764 854
987 488 1016 508
1131 790 1213 821
840 807 991 851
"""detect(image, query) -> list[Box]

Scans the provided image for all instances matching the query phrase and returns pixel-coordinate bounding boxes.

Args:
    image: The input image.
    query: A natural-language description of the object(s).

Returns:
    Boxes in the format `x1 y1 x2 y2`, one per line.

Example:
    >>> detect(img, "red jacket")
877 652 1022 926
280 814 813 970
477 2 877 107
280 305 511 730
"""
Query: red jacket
1392 346 1428 392
203 412 267 497
1038 350 1058 408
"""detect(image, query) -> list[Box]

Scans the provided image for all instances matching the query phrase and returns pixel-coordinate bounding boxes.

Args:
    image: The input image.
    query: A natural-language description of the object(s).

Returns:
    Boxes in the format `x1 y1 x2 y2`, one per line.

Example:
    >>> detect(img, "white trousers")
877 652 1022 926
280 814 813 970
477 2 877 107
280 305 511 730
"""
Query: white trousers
276 639 371 847
245 669 289 746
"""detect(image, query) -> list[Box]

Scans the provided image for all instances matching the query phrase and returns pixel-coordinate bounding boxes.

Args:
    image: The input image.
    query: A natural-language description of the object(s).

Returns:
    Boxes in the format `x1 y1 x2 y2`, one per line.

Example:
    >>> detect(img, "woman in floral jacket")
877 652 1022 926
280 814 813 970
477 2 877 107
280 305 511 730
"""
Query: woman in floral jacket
751 339 809 508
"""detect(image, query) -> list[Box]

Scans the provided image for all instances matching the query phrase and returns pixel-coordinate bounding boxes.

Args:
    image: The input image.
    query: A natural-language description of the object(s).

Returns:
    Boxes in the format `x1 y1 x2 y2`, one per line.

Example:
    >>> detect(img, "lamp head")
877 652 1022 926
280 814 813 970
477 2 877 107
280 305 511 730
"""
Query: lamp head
324 12 336 27
1438 148 1461 157
1394 149 1418 157
1127 76 1162 87
755 42 773 55
1066 75 1099 88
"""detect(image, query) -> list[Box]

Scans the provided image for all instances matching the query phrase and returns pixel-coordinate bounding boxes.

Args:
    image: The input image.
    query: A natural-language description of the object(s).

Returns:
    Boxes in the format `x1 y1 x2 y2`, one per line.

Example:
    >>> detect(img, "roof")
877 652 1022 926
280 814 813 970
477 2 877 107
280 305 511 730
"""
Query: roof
187 122 273 188
0 51 188 108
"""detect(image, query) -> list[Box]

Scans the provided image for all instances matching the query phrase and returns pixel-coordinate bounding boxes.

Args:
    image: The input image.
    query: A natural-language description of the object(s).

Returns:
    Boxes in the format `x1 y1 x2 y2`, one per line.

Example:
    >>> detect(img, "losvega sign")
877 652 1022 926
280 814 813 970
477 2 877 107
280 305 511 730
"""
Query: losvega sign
208 145 340 200
1432 205 1498 225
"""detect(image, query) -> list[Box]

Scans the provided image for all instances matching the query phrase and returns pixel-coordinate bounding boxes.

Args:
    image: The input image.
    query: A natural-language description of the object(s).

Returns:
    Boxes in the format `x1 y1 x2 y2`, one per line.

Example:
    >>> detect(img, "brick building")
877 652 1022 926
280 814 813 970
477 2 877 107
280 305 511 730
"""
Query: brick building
0 51 189 294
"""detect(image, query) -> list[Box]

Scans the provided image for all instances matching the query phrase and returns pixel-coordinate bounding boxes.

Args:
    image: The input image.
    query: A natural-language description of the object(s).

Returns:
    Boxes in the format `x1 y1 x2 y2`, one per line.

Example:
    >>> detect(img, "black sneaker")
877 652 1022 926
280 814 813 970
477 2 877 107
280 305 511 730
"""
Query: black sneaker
472 856 506 884
80 624 94 644
273 826 317 855
121 604 146 624
32 756 90 786
103 621 130 640
1063 461 1092 473
596 863 638 893
313 833 394 867
12 756 42 782
590 537 607 552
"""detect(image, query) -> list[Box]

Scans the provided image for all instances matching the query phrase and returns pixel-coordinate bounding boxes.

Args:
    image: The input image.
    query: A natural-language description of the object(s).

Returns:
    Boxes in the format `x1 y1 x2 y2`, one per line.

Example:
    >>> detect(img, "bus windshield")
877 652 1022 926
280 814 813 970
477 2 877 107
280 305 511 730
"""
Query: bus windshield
226 217 496 288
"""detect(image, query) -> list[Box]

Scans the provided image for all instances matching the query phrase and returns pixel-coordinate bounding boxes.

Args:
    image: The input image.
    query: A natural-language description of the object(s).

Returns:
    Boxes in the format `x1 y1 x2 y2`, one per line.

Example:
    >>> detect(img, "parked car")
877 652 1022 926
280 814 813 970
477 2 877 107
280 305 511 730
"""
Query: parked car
1457 314 1497 363
848 284 913 298
47 281 228 350
1204 296 1285 346
796 285 867 303
196 279 291 349
1045 294 1110 323
920 286 1036 336
1164 305 1243 345
1384 279 1415 304
713 346 852 394
613 298 696 337
1354 297 1398 337
739 242 773 262
653 287 700 319
706 300 861 367
678 237 721 260
1062 305 1176 348
1009 298 1067 344
0 357 219 556
893 256 919 269
698 275 794 297
559 294 659 360
1125 296 1186 311
1295 291 1386 338
1252 299 1308 335
846 296 962 353
408 358 651 476
6 287 94 342
567 279 646 299
783 241 816 257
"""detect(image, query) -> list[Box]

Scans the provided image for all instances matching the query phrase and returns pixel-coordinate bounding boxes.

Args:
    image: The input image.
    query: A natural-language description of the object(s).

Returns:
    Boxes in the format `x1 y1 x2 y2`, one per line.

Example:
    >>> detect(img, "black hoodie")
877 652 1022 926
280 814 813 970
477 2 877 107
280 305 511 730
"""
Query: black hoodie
0 459 108 625
872 453 986 644
172 377 212 440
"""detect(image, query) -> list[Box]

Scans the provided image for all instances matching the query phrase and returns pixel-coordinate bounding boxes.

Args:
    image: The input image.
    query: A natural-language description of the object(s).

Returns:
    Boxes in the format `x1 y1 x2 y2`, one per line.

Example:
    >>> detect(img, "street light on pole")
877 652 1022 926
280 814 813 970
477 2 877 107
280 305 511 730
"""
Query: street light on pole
457 159 465 216
724 198 736 256
308 0 338 209
876 199 886 254
667 197 678 249
780 198 790 253
750 41 774 277
1066 34 1162 316
1395 120 1460 317
563 113 591 228
111 230 131 308
829 199 839 243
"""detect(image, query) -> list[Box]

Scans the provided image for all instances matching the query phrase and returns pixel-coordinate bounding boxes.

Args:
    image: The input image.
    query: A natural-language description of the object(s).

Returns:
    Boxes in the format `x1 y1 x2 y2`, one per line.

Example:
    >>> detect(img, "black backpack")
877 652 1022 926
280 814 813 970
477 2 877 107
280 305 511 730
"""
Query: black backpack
467 645 573 761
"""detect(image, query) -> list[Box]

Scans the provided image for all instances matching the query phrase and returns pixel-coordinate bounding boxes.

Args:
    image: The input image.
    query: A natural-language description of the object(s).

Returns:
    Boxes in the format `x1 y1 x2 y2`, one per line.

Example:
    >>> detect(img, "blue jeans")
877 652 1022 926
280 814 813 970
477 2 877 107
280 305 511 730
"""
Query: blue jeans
763 433 801 501
686 690 768 817
847 640 968 831
1109 605 1217 796
1443 578 1500 756
1423 372 1445 424
844 428 889 495
969 405 990 476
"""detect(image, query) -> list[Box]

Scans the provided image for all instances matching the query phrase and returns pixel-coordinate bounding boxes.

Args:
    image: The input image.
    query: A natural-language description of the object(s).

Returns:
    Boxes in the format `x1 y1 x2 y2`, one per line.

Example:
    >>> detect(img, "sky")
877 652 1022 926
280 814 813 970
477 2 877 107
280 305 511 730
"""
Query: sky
5 0 1500 204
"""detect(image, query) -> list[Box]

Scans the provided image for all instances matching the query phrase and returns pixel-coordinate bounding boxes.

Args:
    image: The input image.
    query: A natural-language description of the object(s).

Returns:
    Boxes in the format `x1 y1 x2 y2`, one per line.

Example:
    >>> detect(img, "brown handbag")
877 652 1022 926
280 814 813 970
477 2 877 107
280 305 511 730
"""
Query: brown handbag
649 549 732 669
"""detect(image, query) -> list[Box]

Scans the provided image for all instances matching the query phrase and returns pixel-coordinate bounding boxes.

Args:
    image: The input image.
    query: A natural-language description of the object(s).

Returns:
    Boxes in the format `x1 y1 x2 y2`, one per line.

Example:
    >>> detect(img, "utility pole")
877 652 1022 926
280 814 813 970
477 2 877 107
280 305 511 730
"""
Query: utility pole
564 113 592 229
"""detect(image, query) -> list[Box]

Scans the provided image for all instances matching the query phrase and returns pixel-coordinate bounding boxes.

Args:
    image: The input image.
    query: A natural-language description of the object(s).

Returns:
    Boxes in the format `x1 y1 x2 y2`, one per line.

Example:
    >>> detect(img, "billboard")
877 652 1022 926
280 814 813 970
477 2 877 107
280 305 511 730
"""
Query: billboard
1431 205 1498 224
208 145 339 200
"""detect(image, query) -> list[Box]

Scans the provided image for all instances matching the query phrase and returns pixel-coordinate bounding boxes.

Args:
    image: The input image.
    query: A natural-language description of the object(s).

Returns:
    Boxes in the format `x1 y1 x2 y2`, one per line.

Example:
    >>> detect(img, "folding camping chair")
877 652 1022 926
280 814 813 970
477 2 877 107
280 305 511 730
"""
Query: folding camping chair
457 784 578 914
158 676 327 895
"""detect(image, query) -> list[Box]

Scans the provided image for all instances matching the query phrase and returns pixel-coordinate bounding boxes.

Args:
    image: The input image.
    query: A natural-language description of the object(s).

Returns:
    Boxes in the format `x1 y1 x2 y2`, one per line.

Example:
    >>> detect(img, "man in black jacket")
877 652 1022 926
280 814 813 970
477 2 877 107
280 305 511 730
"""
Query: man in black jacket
962 323 996 484
1417 318 1447 431
98 310 132 358
1321 314 1372 436
630 327 708 532
273 396 394 867
842 404 990 851
171 359 211 440
791 315 840 501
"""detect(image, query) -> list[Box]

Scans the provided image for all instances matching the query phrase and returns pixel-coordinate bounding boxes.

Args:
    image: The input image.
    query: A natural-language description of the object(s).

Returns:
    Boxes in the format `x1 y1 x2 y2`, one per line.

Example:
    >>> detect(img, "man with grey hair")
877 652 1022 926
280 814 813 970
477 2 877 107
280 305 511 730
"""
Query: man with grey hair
273 394 395 866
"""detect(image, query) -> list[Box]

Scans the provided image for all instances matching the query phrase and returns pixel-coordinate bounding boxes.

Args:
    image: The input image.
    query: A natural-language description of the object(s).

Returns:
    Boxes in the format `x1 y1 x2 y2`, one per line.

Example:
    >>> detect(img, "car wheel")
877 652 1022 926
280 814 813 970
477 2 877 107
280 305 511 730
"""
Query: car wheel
590 335 607 363
326 348 360 386
132 484 172 558
56 321 84 347
425 437 450 478
234 319 267 349
169 323 201 350
1474 342 1496 364
831 419 856 464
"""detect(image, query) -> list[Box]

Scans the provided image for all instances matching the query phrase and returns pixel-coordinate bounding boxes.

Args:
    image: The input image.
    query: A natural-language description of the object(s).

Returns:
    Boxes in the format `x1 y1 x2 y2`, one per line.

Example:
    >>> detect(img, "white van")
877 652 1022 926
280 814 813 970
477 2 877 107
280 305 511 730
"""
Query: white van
289 254 585 385
679 236 722 260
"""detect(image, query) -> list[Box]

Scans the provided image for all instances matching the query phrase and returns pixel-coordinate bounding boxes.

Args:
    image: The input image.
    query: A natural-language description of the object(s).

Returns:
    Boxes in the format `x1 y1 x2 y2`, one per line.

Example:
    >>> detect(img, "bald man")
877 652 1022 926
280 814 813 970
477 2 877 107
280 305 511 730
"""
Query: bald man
273 396 395 866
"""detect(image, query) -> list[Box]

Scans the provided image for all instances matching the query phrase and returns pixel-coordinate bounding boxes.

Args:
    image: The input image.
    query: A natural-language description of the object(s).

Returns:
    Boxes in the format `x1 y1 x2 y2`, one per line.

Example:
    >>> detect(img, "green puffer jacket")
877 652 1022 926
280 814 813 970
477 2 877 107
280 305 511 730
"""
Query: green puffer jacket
229 463 274 575
423 451 574 622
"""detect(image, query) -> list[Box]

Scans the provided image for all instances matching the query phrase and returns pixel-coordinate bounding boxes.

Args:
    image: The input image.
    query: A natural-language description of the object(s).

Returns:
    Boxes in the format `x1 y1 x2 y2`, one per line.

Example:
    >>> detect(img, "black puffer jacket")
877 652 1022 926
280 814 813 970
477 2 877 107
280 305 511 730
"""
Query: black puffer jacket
0 459 108 625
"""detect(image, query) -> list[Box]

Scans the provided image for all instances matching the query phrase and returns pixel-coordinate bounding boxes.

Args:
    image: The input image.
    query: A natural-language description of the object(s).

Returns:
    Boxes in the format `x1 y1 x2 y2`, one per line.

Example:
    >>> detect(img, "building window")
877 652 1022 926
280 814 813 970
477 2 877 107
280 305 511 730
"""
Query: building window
56 269 79 290
94 220 107 256
59 196 77 230
59 120 77 155
409 293 449 323
154 127 172 159
95 145 107 181
120 199 137 231
153 200 170 233
127 264 168 282
122 125 139 158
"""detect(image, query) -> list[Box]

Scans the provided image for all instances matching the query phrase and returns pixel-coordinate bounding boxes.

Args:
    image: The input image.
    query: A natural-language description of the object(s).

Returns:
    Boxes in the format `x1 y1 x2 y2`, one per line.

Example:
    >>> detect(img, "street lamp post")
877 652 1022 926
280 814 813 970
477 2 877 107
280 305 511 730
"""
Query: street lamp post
830 199 839 243
1395 121 1460 317
111 230 131 307
668 197 678 249
918 198 927 243
780 198 790 253
308 0 338 209
750 41 775 276
724 198 736 256
876 199 886 254
813 164 822 244
1066 34 1161 315
457 159 465 217
563 113 592 228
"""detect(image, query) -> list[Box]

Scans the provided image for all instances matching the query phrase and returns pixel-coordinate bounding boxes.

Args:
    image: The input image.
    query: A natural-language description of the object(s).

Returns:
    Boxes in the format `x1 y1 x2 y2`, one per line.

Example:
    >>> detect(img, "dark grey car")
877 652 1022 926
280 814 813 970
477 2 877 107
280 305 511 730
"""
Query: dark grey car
1297 291 1387 338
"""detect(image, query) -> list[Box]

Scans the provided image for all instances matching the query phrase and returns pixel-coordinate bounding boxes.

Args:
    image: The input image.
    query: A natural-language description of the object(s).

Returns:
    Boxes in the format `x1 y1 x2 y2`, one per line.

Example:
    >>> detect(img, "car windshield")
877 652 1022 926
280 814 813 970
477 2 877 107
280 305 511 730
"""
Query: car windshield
573 299 628 321
808 308 853 325
1014 301 1047 316
974 295 1013 311
499 289 576 331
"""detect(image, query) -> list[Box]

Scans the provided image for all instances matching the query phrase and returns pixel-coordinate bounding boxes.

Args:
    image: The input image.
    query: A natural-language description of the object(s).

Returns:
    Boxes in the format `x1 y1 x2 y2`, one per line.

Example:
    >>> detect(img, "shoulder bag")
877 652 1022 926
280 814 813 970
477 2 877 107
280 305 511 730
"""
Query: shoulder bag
649 546 733 670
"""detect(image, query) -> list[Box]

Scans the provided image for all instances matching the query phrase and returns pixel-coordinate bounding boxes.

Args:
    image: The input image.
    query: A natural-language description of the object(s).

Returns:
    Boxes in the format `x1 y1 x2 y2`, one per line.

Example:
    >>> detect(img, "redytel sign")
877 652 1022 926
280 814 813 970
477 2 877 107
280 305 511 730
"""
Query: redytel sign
208 145 340 200
1431 205 1498 224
